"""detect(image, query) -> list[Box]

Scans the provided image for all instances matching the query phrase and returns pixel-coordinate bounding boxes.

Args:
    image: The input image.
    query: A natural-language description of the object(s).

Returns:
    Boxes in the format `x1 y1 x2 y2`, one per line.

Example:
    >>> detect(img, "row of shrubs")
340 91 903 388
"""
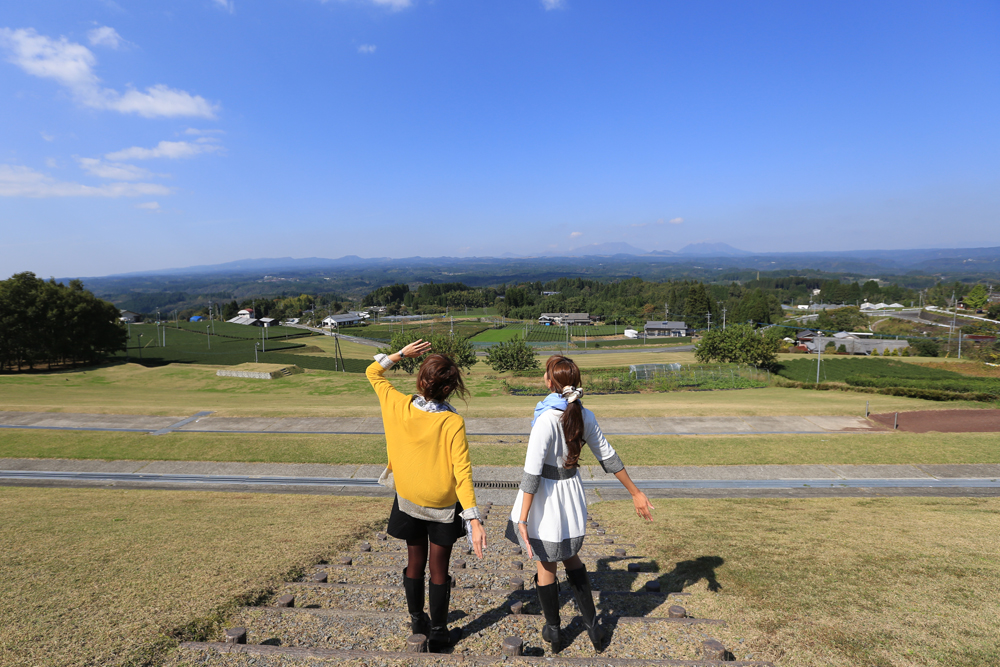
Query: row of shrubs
845 375 1000 397
775 379 997 403
501 371 769 396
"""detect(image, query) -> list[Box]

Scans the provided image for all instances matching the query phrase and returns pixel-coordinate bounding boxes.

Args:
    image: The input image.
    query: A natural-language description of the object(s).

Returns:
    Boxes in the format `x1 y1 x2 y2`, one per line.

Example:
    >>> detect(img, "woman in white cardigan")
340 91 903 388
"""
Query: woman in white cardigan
506 355 653 653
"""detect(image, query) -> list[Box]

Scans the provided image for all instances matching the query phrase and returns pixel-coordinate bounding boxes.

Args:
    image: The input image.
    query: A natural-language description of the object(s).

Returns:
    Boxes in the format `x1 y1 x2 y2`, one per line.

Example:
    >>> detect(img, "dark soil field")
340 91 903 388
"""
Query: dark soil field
870 409 1000 432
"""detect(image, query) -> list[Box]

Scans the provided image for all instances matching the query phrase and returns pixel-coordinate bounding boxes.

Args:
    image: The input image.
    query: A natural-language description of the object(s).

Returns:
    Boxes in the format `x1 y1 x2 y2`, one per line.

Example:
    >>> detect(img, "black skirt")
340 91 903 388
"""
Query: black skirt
387 496 467 547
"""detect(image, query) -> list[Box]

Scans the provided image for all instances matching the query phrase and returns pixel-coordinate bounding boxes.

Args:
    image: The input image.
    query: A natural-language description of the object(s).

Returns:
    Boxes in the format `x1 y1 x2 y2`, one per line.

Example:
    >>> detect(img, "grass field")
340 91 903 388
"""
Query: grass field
3 358 992 418
4 429 1000 467
0 486 384 667
603 497 1000 666
3 488 996 667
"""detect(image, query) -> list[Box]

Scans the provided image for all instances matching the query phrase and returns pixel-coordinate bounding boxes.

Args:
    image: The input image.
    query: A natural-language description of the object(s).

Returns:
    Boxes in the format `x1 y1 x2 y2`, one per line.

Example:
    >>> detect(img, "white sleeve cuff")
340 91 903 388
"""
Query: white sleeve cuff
460 506 482 522
374 353 396 370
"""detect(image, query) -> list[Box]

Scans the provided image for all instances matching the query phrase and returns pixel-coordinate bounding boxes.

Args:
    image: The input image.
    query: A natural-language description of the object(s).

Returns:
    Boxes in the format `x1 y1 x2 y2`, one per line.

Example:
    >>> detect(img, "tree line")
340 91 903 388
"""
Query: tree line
0 273 127 372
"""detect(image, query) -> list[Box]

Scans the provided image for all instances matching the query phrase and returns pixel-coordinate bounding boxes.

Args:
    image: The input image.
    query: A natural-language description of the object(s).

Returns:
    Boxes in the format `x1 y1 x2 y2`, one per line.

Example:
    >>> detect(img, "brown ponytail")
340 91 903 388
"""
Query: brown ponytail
545 355 584 469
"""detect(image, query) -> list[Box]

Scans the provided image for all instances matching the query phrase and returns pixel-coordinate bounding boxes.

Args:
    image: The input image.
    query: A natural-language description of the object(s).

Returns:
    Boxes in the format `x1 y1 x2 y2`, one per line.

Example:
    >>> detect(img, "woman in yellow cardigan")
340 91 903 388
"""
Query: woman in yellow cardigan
367 338 486 652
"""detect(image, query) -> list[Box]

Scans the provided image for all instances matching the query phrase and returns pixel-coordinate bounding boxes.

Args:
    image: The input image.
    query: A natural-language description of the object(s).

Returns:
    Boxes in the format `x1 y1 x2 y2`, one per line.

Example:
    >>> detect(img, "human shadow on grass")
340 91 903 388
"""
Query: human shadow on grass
594 555 725 652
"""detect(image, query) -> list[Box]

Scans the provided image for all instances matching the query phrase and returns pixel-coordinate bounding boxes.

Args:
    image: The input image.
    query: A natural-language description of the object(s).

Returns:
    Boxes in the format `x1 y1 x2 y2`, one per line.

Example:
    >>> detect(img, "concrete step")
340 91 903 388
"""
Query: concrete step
191 606 752 661
178 640 773 666
273 584 690 617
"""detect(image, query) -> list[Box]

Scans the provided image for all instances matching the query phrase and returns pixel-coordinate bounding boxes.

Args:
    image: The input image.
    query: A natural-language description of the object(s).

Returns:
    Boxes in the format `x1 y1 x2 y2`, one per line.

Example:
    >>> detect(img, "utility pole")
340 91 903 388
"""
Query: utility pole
206 326 211 350
816 337 822 384
706 313 712 331
722 306 727 330
948 291 957 352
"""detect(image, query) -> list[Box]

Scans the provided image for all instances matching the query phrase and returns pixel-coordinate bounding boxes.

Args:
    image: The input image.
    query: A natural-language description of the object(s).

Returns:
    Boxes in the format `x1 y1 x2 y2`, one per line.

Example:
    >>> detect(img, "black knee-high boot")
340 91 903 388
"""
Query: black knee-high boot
535 581 563 653
402 570 430 636
427 576 457 652
567 565 603 650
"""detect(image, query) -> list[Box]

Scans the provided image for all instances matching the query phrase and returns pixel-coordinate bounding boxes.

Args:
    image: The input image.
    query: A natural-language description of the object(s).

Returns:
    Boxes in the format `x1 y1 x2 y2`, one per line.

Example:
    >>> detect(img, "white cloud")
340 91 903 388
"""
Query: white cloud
45 157 59 168
369 0 412 9
76 157 153 181
0 28 218 118
541 0 565 9
135 201 161 211
570 231 583 238
323 0 411 10
87 26 124 49
212 0 235 13
0 164 170 197
105 139 222 161
40 131 55 142
669 217 684 224
112 85 217 118
358 44 377 54
184 127 225 136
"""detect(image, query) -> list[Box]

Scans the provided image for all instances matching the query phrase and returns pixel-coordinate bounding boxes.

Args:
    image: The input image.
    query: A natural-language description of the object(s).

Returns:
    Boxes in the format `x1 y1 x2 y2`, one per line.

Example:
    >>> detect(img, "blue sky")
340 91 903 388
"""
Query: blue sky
2 0 998 277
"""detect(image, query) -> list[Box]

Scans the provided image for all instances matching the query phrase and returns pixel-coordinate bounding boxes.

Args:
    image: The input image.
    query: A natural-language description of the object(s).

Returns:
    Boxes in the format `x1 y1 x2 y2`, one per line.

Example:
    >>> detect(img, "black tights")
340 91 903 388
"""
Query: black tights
406 538 452 585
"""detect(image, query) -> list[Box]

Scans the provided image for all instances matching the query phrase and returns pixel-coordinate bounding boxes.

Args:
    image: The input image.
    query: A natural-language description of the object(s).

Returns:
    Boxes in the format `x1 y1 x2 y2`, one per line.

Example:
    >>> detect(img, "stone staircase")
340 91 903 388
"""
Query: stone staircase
173 503 772 666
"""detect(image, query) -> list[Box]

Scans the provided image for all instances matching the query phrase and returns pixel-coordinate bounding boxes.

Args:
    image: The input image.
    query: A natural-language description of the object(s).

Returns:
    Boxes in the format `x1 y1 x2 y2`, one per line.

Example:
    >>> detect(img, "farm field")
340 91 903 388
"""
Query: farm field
4 428 1000 466
777 357 968 383
778 357 1000 400
336 319 491 342
114 323 310 366
166 320 310 340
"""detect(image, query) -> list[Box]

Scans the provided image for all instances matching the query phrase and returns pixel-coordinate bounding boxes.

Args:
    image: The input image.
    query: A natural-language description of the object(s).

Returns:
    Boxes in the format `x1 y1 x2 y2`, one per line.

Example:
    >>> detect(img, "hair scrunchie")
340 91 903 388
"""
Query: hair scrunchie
561 385 584 403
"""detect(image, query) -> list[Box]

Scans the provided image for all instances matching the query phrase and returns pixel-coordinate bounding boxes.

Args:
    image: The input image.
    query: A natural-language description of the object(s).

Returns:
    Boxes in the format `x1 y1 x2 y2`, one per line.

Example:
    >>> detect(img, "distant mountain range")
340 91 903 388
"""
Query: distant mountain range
62 244 1000 311
497 241 753 258
94 243 1000 279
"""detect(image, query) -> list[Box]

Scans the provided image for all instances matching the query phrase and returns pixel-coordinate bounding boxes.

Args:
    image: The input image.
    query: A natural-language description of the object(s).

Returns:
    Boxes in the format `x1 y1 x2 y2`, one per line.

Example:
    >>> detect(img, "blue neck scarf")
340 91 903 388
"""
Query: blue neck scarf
532 393 567 426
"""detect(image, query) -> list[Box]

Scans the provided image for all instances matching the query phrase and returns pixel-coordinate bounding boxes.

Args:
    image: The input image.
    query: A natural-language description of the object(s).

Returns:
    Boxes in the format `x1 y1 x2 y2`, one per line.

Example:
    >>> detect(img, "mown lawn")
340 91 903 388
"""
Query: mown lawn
1 353 994 418
0 487 385 667
602 497 1000 666
4 429 999 467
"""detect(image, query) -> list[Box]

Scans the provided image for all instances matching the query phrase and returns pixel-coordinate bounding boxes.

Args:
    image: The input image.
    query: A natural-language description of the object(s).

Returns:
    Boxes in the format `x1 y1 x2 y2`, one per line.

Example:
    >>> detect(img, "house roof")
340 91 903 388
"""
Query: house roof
644 321 688 328
323 313 362 324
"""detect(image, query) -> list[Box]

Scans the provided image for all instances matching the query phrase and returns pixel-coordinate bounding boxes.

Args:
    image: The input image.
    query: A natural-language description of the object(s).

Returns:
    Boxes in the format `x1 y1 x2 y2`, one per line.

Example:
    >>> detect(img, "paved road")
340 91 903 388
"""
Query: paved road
286 324 384 347
0 410 880 436
2 459 997 500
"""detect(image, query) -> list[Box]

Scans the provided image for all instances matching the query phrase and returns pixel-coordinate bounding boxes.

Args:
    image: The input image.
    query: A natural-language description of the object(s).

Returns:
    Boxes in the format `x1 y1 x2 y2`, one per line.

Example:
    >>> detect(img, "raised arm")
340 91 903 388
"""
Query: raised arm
366 339 433 405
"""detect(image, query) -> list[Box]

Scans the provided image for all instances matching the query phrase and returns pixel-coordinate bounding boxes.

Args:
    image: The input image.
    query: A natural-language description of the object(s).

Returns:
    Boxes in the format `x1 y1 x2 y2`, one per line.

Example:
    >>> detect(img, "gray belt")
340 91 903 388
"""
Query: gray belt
541 463 579 481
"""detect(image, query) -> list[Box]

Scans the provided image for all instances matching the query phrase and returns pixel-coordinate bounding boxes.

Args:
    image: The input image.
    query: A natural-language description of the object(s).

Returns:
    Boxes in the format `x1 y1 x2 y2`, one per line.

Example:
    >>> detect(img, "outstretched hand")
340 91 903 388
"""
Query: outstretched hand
399 339 433 358
633 491 654 521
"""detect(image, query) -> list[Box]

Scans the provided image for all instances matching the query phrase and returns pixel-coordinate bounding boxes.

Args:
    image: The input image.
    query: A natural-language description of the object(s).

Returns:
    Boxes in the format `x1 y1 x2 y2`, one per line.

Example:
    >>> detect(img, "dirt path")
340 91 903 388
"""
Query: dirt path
870 409 1000 432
